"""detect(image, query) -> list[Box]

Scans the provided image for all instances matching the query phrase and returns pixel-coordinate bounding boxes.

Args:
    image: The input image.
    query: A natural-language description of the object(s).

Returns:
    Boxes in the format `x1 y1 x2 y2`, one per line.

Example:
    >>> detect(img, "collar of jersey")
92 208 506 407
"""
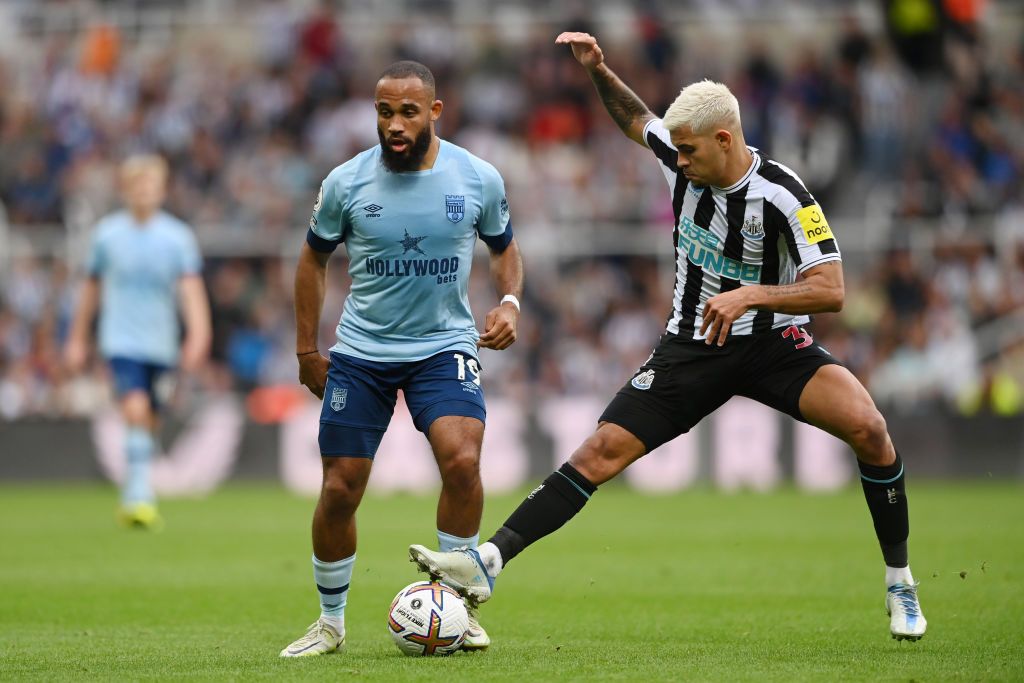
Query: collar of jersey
711 146 761 194
124 209 165 229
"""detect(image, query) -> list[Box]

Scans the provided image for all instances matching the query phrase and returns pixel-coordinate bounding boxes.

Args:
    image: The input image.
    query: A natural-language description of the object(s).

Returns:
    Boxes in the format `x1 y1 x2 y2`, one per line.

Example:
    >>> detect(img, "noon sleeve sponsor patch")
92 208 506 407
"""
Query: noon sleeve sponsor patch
796 204 832 244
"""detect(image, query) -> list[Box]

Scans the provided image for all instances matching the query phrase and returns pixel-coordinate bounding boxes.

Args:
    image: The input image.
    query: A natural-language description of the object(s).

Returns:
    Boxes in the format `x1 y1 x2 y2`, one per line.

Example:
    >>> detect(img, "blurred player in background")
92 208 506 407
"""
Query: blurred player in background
283 60 523 657
64 155 211 531
410 33 926 643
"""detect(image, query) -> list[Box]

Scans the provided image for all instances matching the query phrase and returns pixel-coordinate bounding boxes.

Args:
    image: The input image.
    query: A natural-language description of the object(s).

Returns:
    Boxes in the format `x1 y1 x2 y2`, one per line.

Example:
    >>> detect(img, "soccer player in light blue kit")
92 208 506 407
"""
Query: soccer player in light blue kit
282 61 524 657
65 155 211 530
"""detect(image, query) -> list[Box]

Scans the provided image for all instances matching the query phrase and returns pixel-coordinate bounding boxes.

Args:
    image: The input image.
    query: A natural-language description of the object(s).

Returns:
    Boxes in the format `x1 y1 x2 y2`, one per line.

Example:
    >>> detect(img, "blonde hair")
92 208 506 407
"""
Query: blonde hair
662 79 741 135
120 154 168 181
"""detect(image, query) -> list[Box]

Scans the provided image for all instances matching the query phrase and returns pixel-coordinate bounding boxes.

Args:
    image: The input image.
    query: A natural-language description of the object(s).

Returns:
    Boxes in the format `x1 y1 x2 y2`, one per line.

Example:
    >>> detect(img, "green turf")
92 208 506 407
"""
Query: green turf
1 482 1022 681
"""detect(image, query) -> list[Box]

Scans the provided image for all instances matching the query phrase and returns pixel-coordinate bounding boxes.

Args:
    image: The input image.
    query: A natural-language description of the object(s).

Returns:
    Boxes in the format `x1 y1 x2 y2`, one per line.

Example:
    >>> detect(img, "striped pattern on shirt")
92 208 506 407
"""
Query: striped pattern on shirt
643 118 842 340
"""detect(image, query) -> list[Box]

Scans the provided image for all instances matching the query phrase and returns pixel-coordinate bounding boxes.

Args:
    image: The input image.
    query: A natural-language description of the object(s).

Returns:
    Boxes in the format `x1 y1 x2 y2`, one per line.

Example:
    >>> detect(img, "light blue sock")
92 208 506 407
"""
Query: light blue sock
313 554 355 626
123 427 154 505
437 530 479 552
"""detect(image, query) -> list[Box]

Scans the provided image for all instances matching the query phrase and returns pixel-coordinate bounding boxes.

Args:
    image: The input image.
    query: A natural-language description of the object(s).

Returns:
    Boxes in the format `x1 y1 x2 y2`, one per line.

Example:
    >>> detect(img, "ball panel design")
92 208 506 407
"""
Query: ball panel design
387 580 469 656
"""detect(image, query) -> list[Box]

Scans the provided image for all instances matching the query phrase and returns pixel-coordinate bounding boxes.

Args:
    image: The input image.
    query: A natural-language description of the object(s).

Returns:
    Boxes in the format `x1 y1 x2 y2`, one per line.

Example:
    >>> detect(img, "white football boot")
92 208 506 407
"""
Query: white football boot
408 544 494 605
279 618 345 657
461 602 491 650
886 583 927 641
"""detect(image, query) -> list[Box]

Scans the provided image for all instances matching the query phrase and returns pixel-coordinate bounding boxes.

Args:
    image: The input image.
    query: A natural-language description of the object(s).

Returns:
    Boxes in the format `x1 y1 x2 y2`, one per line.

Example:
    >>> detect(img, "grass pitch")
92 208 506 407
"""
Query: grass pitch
1 482 1022 681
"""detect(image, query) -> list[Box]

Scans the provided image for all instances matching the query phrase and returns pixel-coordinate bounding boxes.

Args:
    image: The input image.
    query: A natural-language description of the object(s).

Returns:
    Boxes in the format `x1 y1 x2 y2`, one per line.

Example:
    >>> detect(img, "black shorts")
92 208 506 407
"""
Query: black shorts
599 324 842 452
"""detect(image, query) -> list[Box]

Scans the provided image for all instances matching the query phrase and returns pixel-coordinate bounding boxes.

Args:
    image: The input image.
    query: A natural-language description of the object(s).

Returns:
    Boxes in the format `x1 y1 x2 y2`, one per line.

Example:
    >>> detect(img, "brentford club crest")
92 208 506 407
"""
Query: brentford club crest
330 387 347 411
445 194 465 223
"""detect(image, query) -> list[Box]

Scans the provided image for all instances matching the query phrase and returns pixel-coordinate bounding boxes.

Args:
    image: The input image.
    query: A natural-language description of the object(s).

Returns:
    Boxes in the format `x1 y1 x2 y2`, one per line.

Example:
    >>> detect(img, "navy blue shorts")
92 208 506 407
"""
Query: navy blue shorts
107 356 171 409
319 351 486 458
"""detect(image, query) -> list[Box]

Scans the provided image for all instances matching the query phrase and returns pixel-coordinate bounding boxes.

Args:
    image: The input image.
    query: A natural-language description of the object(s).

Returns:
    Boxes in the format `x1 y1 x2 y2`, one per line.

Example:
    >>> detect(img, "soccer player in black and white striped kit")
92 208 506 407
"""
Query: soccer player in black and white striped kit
410 32 926 642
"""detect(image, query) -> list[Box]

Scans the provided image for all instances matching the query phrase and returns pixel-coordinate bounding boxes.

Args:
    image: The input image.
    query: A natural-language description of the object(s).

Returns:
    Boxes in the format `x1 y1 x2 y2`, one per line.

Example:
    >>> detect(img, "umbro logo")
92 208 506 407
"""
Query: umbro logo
363 203 382 217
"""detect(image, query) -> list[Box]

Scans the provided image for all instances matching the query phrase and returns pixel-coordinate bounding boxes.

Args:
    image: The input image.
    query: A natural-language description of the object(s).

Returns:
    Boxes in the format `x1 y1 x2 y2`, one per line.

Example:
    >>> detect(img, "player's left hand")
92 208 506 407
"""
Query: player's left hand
700 289 752 347
477 303 519 350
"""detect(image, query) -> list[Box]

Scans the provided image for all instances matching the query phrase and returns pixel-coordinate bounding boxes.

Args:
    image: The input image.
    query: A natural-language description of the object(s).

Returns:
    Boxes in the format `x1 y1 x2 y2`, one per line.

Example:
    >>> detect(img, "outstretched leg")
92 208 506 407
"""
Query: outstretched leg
799 364 926 641
487 422 644 568
410 422 645 603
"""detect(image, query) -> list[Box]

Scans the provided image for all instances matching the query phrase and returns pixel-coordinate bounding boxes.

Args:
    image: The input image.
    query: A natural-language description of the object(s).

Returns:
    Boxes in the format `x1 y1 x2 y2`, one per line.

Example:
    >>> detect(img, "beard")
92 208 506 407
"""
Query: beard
378 126 433 173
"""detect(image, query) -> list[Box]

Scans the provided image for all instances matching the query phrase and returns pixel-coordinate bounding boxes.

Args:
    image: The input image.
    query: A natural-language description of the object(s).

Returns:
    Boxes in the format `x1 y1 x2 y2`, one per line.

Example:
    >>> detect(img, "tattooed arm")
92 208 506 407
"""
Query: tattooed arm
555 32 655 146
700 262 845 347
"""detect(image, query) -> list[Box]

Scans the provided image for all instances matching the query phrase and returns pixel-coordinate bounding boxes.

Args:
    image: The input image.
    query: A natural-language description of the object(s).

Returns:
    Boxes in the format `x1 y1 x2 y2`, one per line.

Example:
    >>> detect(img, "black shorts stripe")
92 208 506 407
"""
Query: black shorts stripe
756 152 814 207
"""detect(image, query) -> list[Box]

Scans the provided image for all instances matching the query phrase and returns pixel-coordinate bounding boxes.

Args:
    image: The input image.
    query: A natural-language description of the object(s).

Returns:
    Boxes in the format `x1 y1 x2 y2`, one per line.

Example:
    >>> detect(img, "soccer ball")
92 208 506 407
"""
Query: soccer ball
387 580 469 656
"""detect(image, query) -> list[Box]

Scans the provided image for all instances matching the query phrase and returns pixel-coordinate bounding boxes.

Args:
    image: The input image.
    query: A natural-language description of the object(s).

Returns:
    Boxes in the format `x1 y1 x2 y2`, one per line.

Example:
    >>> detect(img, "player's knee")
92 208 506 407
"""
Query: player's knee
120 393 152 425
437 450 481 491
319 471 364 513
569 431 631 484
848 409 890 462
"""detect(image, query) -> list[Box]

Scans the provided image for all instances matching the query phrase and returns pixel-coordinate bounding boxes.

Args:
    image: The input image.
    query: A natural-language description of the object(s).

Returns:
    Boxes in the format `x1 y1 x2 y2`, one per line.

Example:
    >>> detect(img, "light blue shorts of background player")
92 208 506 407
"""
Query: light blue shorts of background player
318 350 486 458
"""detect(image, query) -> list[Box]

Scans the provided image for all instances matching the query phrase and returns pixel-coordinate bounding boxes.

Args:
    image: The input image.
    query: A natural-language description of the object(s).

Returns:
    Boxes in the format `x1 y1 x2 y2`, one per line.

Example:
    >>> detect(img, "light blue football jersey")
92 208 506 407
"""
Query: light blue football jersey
307 139 513 362
86 209 202 366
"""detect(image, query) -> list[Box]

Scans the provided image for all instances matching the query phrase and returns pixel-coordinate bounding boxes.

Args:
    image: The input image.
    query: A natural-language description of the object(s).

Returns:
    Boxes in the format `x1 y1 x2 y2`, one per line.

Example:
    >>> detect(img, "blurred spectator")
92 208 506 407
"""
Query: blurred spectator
0 0 1022 420
958 357 1023 416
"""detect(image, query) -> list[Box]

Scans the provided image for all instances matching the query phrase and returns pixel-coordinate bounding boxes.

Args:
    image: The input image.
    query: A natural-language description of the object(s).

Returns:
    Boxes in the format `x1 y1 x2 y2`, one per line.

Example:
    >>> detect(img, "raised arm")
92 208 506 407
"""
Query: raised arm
294 242 332 398
477 238 523 351
555 31 656 146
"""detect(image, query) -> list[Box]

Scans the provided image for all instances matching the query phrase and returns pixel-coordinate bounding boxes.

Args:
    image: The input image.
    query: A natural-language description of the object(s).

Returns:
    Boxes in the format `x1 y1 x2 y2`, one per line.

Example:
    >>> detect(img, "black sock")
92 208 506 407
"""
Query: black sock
858 451 909 568
488 462 597 566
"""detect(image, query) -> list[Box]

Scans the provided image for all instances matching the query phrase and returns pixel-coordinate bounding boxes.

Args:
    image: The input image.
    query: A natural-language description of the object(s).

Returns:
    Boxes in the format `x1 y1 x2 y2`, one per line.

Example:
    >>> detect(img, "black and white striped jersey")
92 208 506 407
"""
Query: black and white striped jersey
643 118 842 340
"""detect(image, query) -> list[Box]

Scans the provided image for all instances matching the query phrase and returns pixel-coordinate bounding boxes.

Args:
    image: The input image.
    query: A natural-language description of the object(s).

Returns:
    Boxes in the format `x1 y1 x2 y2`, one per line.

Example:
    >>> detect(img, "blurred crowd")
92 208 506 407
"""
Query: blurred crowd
1 0 1023 420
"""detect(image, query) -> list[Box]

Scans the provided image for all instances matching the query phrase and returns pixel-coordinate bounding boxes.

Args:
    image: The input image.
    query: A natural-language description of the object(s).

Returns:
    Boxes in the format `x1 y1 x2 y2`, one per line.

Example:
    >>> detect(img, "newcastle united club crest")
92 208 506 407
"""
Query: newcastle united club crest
445 194 465 223
741 214 764 240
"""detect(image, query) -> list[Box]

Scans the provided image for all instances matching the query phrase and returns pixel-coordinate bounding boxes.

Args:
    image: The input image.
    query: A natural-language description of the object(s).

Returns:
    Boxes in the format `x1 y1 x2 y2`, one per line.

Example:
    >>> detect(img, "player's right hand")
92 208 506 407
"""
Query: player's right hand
298 353 330 399
179 335 210 373
64 337 89 375
555 32 605 70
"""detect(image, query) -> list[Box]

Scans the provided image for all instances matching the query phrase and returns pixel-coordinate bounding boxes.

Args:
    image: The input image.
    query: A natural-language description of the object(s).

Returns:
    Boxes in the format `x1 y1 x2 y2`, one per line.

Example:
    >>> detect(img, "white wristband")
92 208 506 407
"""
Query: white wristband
500 294 521 312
